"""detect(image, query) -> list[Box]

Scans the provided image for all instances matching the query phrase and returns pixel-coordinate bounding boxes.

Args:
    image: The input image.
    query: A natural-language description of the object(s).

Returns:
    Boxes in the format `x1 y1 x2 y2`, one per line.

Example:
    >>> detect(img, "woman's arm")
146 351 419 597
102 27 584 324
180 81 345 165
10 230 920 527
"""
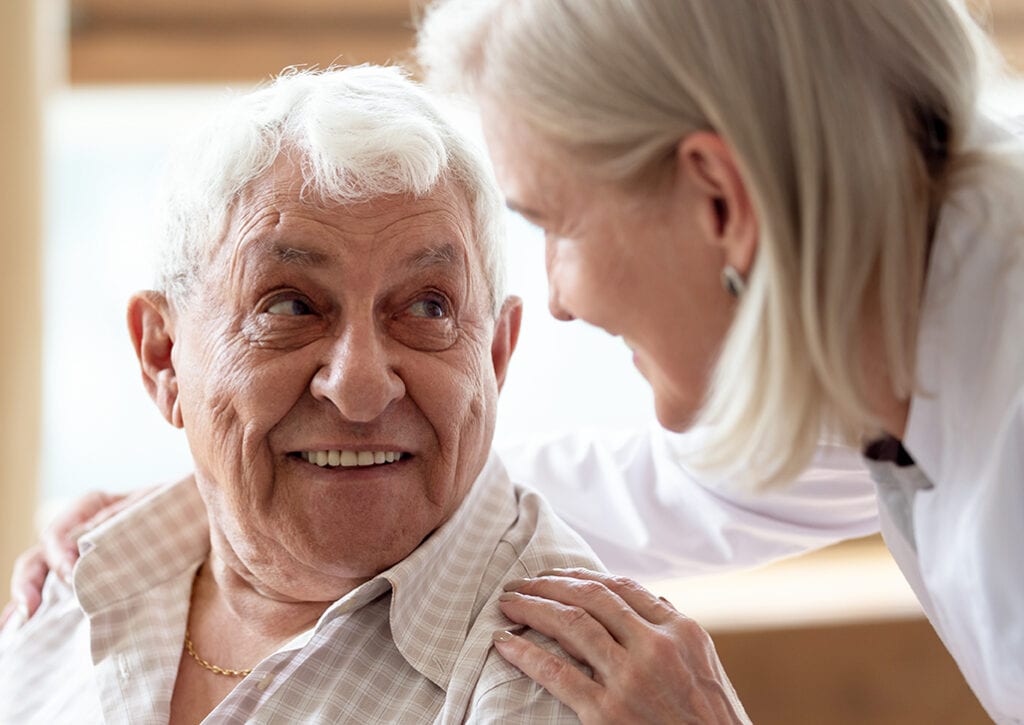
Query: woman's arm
491 426 876 722
499 425 879 578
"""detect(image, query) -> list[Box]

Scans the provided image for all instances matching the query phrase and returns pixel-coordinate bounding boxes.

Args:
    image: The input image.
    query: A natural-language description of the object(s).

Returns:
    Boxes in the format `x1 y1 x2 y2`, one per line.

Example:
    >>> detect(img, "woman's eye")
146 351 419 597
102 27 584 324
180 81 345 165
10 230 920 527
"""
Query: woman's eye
266 298 314 316
408 298 448 319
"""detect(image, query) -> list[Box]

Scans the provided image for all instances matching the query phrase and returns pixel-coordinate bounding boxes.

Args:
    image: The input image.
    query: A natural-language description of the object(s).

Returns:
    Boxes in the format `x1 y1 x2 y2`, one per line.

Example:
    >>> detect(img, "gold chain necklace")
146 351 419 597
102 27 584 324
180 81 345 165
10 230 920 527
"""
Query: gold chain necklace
183 629 253 678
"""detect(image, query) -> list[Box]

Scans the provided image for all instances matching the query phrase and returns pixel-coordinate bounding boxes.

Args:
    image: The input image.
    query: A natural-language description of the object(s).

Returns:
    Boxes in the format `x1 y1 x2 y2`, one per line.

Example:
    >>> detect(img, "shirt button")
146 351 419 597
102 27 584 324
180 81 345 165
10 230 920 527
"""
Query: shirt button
118 654 131 680
256 672 275 691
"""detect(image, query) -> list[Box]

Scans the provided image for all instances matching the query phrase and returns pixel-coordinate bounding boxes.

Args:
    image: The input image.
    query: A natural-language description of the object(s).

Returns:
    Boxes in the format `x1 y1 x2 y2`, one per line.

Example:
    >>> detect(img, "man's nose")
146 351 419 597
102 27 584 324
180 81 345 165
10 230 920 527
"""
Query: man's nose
310 322 405 422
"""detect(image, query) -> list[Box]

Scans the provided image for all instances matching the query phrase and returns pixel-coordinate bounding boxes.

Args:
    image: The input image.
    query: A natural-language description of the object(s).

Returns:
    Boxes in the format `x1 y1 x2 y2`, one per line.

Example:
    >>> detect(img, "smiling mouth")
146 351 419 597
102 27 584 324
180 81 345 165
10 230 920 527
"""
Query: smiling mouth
291 450 410 469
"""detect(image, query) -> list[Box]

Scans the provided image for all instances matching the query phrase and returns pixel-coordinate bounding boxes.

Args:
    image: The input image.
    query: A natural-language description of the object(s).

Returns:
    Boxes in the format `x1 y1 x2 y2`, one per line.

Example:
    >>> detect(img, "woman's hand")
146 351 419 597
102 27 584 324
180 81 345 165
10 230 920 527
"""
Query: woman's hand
0 545 47 630
1 488 151 628
494 568 749 724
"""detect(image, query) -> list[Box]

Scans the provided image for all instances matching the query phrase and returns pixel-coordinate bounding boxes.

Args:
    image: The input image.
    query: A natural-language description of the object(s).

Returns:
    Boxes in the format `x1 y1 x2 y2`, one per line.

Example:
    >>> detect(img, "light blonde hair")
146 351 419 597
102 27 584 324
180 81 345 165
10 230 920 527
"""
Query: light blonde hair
418 0 1006 488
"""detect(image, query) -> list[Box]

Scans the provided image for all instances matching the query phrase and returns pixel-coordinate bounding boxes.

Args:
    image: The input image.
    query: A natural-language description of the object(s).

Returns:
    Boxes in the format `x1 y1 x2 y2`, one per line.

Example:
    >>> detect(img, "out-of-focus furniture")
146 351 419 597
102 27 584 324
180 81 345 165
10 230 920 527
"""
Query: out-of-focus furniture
651 537 991 725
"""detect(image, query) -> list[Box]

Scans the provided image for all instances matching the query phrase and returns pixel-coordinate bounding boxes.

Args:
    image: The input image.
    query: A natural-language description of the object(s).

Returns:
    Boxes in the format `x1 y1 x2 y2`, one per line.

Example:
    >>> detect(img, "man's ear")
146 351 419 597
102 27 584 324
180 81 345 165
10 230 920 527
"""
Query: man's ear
491 295 523 392
127 291 183 428
675 132 758 276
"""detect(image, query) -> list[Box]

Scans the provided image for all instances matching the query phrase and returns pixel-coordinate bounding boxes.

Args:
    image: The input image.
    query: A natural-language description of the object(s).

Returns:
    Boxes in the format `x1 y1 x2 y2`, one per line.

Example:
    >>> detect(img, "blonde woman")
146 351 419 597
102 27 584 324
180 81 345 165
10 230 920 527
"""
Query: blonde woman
411 0 1024 722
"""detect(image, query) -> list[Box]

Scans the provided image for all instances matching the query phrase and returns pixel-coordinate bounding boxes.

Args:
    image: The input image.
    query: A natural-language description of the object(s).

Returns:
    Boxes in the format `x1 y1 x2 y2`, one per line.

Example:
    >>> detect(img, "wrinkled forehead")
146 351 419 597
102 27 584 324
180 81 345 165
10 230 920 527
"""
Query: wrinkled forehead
203 161 486 296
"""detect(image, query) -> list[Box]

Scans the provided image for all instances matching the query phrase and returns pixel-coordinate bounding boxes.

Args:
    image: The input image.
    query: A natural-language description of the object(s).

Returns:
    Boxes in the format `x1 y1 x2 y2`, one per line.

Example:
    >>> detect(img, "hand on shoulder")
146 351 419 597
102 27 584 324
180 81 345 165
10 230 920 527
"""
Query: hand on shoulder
493 568 749 724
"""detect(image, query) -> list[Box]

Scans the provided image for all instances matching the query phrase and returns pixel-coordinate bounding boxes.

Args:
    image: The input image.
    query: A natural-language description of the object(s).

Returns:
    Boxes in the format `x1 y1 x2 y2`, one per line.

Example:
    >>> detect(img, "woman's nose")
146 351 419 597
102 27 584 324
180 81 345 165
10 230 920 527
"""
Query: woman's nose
547 286 575 321
545 235 575 322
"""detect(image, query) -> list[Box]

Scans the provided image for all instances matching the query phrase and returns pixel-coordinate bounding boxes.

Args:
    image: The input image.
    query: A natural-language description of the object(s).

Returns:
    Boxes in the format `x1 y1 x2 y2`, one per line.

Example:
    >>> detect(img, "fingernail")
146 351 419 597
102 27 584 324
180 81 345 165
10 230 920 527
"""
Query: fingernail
502 578 531 592
493 629 517 643
498 591 520 602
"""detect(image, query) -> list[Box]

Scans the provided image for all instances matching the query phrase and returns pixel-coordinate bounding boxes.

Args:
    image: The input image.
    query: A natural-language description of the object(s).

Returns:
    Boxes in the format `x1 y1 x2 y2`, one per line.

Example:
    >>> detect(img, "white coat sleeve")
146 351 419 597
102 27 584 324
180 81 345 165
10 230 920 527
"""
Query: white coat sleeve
497 425 879 579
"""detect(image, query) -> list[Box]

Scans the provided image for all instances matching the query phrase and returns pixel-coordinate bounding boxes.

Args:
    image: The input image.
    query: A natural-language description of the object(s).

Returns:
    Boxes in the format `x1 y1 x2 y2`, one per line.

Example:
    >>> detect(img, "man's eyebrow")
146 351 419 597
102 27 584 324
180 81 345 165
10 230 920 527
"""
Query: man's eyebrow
402 242 463 272
269 243 331 267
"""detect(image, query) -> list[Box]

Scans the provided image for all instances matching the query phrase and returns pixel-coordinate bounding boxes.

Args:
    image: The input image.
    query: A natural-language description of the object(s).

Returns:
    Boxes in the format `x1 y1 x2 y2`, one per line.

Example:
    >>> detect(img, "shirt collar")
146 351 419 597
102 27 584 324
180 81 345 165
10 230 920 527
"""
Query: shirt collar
377 451 517 690
76 454 518 692
286 451 518 689
74 479 208 616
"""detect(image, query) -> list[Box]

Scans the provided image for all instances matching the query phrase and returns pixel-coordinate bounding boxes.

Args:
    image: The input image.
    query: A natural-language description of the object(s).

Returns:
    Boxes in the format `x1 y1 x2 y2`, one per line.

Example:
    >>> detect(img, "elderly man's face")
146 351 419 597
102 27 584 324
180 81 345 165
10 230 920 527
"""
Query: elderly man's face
130 160 520 599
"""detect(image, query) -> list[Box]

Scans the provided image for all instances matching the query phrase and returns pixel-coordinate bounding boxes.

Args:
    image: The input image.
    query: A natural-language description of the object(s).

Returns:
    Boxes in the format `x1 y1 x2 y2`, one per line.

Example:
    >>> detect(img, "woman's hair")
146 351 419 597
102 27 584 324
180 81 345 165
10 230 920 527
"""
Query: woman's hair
159 65 507 316
418 0 1003 488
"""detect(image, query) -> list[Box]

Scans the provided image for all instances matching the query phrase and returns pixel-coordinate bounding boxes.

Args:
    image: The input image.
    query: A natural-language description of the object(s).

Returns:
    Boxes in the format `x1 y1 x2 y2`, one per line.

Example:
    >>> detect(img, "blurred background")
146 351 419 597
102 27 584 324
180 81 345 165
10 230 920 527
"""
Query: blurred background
2 1 1022 722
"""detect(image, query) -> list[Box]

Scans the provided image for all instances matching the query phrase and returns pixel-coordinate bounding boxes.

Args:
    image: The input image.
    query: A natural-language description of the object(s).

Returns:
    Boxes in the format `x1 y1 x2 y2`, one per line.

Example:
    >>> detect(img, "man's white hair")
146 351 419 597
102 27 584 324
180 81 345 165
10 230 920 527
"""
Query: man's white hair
158 65 507 315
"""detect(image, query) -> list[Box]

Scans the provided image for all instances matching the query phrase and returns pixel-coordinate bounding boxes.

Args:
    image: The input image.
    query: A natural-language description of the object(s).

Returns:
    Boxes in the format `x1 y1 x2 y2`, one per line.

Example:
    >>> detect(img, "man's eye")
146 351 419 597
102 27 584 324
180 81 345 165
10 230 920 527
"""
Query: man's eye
266 298 314 316
408 298 448 319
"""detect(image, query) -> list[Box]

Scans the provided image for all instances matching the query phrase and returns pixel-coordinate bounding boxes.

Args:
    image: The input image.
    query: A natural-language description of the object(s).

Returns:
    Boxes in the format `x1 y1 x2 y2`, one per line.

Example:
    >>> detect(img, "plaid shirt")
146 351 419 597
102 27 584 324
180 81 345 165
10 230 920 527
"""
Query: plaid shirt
0 453 600 723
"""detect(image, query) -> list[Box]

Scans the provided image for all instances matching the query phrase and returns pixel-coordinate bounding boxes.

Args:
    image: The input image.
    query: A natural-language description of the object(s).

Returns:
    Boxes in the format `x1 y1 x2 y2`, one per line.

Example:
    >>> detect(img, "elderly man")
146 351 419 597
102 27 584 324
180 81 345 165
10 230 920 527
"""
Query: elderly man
0 66 600 723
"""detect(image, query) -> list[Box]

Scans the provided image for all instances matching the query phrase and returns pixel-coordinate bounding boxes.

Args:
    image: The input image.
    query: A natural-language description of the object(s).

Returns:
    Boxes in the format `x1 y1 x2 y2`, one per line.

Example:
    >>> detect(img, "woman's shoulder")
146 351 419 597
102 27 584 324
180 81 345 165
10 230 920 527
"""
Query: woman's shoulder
939 114 1024 257
907 132 1024 491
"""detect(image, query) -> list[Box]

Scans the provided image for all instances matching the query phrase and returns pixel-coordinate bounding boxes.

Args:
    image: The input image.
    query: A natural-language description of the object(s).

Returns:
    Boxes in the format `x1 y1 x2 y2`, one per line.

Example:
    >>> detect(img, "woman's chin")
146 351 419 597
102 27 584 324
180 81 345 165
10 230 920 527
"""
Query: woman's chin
652 393 698 433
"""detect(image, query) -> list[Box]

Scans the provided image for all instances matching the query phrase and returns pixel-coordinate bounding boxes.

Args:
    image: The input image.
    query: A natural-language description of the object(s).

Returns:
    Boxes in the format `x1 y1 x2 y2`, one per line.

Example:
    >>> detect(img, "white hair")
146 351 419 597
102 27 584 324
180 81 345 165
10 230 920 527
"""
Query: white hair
159 65 507 316
418 0 1012 488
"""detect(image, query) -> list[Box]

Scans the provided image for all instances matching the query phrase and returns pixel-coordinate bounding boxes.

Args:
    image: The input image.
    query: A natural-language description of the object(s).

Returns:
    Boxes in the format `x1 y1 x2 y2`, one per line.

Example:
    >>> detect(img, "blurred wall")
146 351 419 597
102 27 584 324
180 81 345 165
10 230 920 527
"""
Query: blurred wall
0 0 43 589
61 0 1024 82
68 0 419 83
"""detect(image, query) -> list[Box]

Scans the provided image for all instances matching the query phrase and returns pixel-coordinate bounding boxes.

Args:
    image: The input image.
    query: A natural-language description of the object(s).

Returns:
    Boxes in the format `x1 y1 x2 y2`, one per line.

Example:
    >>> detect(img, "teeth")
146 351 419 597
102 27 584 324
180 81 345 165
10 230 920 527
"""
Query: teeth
300 450 405 468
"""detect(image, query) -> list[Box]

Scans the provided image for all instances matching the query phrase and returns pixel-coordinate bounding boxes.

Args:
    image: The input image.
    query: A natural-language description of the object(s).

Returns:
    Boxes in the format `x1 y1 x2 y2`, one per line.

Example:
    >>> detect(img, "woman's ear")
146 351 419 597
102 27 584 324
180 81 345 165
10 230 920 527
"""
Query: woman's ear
127 291 183 428
675 132 758 276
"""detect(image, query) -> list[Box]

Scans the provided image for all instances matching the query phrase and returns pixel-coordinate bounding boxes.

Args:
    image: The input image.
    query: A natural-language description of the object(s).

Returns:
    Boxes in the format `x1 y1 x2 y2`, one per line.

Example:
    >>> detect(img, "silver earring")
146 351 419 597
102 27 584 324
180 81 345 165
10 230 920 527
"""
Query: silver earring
721 265 746 298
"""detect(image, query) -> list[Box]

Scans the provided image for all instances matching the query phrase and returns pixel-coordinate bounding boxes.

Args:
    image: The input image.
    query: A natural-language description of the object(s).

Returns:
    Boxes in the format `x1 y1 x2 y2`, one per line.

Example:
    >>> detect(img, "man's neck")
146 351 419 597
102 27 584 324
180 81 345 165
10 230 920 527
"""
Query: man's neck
193 555 334 647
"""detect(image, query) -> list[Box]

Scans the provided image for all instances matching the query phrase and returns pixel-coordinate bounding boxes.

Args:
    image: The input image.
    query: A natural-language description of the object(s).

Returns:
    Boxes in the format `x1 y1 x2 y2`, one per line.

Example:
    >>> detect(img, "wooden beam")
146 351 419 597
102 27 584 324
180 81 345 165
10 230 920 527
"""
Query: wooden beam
71 25 417 84
68 0 1024 84
71 0 420 23
713 618 990 725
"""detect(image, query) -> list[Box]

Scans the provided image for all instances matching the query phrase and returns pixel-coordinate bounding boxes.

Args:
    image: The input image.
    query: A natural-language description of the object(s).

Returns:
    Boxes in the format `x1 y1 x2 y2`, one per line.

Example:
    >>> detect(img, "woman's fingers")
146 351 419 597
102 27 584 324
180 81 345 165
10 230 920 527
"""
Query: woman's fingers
6 484 164 628
10 487 150 629
497 590 625 674
538 567 680 625
6 545 47 624
497 569 750 724
42 490 125 581
491 629 606 720
75 487 150 534
41 485 157 582
503 570 672 647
